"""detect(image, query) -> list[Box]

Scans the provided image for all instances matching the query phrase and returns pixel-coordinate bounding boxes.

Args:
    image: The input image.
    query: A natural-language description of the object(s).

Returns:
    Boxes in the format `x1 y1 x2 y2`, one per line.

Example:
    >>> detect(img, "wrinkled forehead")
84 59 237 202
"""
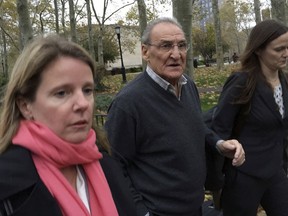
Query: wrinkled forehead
150 23 186 42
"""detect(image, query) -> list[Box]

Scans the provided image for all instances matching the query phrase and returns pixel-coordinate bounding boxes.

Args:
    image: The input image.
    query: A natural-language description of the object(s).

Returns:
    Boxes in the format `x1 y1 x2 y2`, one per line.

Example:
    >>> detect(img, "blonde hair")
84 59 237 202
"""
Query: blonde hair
0 34 96 153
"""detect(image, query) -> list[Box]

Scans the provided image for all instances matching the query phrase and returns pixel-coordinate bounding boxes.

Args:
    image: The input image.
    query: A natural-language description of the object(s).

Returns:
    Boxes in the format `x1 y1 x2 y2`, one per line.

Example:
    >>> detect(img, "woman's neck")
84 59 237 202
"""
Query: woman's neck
262 68 279 86
61 165 77 190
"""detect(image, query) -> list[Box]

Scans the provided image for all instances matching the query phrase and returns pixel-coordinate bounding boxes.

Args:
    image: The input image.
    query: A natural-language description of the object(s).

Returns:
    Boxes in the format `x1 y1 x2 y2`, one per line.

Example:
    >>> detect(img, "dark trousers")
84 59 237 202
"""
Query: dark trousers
221 167 288 216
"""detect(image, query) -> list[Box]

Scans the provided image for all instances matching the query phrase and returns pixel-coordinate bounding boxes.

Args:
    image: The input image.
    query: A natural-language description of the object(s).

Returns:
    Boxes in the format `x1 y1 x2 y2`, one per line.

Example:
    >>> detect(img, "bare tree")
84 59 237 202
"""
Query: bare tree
0 30 8 79
86 0 95 59
90 0 136 65
60 0 67 37
68 0 77 42
0 0 8 78
172 0 193 77
54 0 59 33
212 0 224 70
253 0 261 24
17 0 33 49
271 0 287 24
137 0 147 69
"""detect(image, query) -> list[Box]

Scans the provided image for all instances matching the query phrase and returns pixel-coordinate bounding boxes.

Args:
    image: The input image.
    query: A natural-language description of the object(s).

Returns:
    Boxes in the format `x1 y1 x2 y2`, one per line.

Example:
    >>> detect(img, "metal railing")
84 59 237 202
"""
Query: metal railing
94 114 107 126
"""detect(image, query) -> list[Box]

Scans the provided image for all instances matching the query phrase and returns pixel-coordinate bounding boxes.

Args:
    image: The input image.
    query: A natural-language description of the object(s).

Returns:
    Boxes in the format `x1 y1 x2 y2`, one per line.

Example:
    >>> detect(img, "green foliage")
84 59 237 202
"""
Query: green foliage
78 26 119 64
95 94 114 114
192 23 230 59
200 92 220 111
125 5 157 26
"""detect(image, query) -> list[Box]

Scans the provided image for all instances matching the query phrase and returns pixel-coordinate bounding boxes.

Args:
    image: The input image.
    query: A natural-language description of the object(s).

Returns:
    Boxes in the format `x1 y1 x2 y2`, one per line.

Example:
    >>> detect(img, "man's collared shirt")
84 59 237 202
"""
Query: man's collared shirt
146 66 187 100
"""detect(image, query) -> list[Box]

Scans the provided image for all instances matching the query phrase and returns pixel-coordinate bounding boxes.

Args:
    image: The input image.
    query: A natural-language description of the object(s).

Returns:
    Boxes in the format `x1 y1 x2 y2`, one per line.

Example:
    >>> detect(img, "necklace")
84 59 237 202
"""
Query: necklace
269 78 279 83
266 75 279 83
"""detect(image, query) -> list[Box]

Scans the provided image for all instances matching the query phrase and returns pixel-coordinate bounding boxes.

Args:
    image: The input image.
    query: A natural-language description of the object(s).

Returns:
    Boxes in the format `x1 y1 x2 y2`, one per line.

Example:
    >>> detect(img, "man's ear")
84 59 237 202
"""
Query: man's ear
142 44 149 62
16 98 33 120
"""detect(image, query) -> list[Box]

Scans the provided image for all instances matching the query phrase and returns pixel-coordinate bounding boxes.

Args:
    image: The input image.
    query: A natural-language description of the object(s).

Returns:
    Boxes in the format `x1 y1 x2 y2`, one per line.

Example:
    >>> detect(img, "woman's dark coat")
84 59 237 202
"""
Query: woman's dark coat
0 145 137 216
212 72 288 178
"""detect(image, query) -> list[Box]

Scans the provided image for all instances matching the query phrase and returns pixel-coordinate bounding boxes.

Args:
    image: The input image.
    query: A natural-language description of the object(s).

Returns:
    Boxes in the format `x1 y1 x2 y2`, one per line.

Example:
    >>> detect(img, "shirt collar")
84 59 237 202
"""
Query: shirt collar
146 65 187 90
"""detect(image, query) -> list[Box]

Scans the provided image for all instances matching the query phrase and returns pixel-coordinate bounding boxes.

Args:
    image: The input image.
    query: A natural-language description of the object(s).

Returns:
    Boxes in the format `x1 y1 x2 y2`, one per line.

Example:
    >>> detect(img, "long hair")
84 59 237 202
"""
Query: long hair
0 34 98 153
235 19 288 104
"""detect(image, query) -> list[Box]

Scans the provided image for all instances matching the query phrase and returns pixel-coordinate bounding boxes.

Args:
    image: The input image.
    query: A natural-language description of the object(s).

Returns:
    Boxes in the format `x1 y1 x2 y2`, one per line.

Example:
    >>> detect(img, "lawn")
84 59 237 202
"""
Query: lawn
95 64 238 113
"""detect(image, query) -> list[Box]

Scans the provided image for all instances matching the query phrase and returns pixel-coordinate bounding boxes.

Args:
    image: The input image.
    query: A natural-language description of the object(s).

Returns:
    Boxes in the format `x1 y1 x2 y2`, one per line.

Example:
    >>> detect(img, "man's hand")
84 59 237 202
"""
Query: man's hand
217 139 245 166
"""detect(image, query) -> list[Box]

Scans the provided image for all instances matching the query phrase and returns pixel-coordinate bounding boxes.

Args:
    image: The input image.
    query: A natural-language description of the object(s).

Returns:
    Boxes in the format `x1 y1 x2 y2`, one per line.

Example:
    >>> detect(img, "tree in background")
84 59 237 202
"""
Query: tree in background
192 23 229 62
219 0 254 56
137 0 147 69
90 0 136 65
212 0 224 71
271 0 287 24
85 0 95 60
68 0 77 42
53 0 59 33
17 0 33 49
172 0 193 77
253 0 261 24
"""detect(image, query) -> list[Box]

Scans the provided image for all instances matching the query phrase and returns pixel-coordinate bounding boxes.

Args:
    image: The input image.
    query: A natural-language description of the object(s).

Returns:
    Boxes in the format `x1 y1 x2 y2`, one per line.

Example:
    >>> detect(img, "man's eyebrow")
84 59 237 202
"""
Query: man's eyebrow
158 39 187 43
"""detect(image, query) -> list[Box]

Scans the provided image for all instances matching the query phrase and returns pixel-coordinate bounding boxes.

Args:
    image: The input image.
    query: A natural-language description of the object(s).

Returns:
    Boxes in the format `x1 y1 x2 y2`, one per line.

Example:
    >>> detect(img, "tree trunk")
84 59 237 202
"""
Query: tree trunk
253 0 261 24
68 0 77 42
1 29 8 80
61 0 67 37
212 0 224 71
90 0 104 65
172 0 193 77
39 10 44 33
86 0 95 60
54 0 59 33
271 0 286 25
16 0 33 49
137 0 147 70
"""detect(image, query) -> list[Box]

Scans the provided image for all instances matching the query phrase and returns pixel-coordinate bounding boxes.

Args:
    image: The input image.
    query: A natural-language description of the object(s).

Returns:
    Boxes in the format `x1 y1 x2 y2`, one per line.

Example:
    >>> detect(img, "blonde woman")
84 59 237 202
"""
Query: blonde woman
0 35 136 216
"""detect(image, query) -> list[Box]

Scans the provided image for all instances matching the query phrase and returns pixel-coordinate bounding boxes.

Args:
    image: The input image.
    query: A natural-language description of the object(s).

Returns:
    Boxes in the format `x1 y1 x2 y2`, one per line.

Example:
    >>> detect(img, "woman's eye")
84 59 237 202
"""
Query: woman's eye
83 87 93 95
55 90 67 97
275 47 286 52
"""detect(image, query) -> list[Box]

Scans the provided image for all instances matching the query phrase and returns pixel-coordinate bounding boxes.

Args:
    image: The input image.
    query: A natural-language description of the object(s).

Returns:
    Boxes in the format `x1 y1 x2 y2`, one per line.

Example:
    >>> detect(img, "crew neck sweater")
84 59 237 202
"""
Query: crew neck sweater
106 71 207 216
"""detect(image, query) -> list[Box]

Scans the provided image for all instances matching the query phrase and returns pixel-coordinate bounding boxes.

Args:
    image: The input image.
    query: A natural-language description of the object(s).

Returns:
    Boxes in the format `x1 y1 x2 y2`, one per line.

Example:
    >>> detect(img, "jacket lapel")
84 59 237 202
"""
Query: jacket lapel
256 78 282 120
280 72 288 119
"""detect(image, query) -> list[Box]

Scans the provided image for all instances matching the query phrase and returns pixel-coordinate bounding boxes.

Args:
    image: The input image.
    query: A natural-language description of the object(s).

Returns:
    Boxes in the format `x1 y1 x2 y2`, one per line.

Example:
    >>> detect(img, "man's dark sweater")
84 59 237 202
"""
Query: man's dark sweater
105 71 207 216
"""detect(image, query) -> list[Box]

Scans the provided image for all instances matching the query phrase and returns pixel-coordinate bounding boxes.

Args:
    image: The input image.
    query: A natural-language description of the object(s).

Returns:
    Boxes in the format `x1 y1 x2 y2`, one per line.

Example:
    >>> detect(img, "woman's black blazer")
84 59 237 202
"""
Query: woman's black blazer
212 72 288 179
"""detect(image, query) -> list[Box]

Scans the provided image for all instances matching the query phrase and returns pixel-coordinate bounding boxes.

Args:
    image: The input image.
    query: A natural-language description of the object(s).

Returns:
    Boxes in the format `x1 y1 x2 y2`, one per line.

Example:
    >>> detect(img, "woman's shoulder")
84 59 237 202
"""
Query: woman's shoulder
0 145 63 215
0 145 38 199
229 71 249 82
222 71 249 89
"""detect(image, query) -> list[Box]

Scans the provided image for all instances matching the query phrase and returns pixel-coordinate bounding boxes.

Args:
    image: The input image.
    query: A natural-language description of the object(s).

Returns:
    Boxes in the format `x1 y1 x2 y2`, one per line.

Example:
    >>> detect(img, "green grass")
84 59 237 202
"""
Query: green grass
200 91 220 111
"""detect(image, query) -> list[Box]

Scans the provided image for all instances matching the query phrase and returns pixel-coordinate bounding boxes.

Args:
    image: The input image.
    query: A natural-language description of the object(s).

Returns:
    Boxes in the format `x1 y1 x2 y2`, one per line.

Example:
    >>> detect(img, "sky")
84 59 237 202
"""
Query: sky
95 0 173 24
89 0 270 25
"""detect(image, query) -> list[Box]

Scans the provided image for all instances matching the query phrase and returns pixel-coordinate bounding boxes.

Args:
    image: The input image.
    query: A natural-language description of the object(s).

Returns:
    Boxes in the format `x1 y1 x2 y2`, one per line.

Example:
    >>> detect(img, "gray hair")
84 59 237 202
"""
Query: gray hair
141 17 184 44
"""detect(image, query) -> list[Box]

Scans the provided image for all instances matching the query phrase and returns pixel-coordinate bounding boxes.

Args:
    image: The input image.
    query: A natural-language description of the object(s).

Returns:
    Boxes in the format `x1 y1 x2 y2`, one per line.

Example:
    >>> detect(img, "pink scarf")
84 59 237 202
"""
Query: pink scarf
12 120 118 216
